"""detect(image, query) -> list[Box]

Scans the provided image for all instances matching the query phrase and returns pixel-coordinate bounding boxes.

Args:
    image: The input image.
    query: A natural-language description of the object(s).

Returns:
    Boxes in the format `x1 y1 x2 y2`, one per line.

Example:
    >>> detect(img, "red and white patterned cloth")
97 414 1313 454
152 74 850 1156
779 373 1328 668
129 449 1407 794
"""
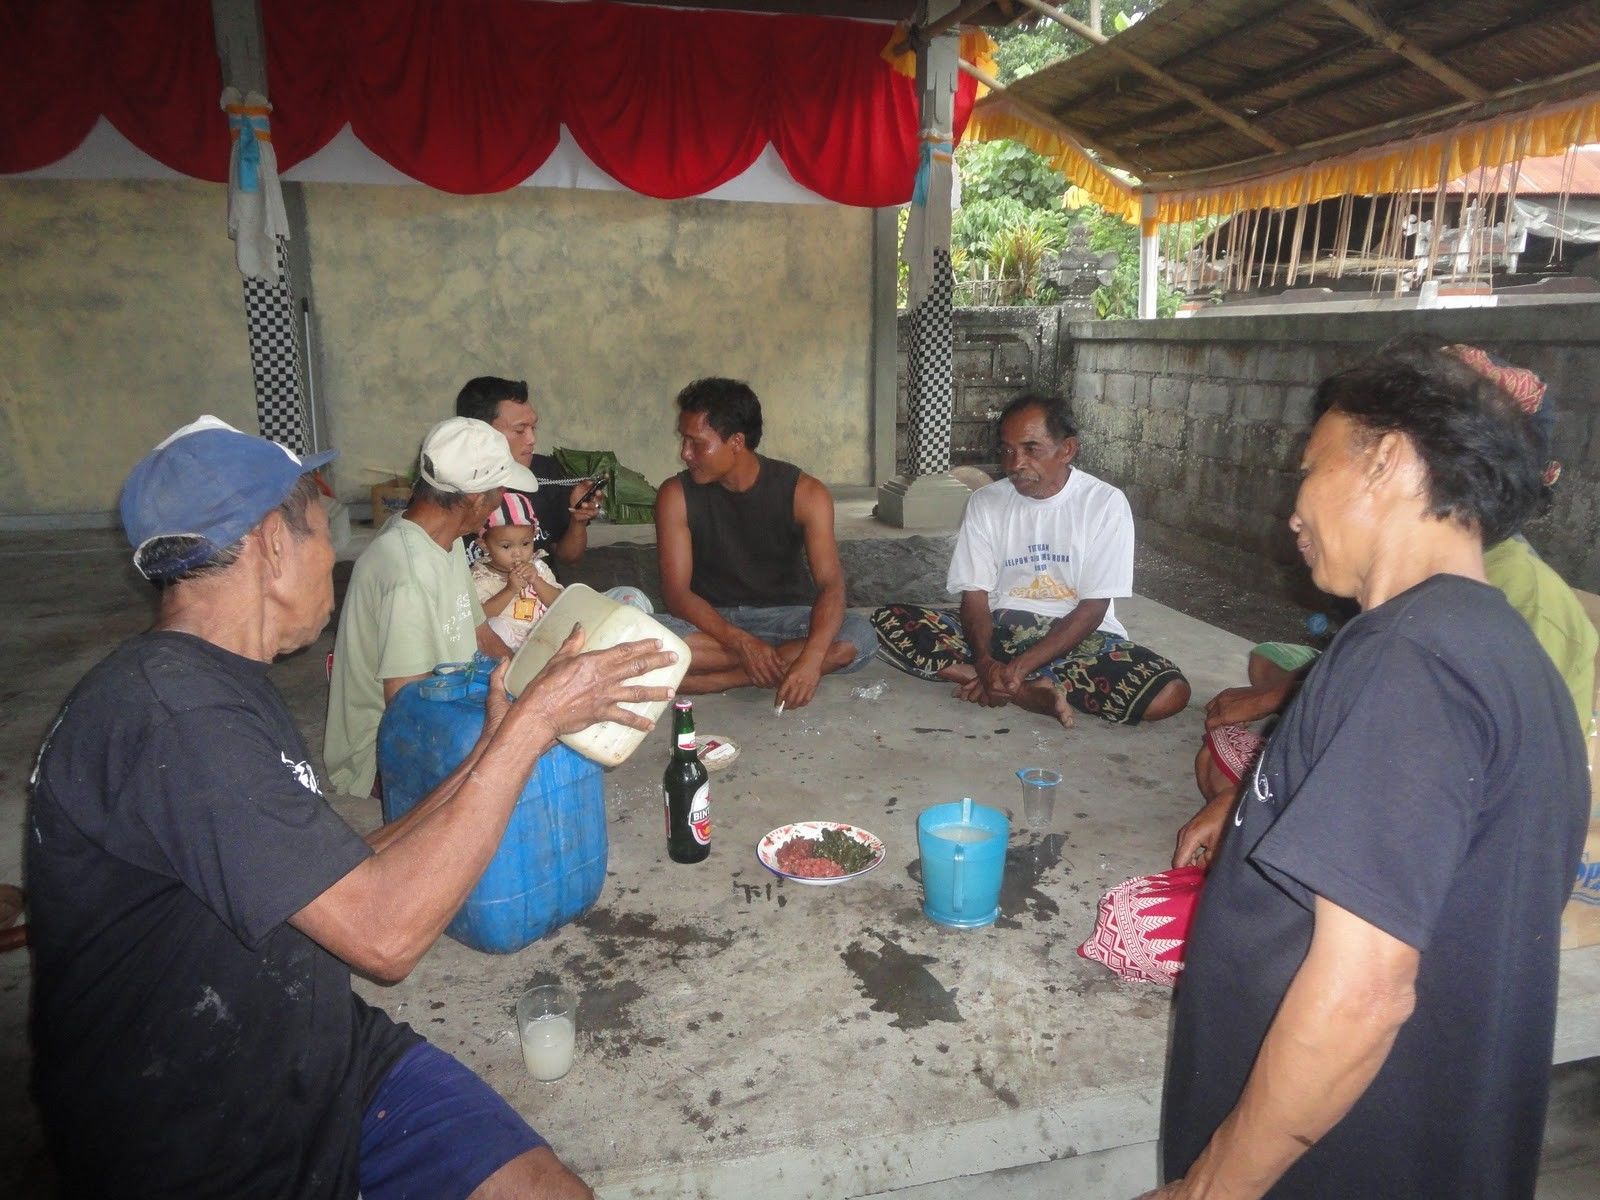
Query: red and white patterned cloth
1444 344 1547 414
1078 866 1207 987
1205 722 1267 785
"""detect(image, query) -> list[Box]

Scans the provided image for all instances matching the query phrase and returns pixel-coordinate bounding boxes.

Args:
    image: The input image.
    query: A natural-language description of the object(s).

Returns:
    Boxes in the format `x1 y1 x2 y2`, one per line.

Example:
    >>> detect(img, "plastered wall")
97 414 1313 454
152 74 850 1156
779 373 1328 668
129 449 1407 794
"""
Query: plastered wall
0 180 257 517
0 180 874 519
301 186 873 502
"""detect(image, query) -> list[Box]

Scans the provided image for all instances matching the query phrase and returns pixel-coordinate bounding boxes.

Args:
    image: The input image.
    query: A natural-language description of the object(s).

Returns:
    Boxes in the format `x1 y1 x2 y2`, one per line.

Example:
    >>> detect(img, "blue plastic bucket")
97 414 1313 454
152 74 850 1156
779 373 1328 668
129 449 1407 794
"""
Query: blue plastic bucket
376 672 607 953
916 797 1009 928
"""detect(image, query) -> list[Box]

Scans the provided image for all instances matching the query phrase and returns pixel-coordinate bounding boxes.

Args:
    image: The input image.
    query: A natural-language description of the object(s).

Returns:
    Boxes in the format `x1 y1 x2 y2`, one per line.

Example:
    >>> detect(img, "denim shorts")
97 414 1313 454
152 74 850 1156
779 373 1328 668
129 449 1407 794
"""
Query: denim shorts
360 1042 547 1200
654 605 877 672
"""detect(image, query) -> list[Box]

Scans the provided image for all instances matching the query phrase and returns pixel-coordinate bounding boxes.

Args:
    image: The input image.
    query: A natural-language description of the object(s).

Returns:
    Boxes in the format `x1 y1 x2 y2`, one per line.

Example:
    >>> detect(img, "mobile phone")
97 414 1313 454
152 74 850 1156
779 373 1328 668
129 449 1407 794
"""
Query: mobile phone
571 477 605 509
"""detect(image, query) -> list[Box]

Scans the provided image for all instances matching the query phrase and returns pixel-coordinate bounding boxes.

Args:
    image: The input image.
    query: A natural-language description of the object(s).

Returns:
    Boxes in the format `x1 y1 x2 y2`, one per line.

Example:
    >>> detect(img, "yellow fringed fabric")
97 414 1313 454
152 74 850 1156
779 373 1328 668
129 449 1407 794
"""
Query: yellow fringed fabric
963 104 1141 222
1152 95 1600 225
962 92 1600 230
963 29 997 91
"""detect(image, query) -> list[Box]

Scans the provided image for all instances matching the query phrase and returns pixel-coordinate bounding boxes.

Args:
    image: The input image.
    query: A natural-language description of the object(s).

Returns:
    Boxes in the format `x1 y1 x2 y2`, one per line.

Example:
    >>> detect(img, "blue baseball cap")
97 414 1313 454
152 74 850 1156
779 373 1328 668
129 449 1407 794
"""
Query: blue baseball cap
121 415 338 581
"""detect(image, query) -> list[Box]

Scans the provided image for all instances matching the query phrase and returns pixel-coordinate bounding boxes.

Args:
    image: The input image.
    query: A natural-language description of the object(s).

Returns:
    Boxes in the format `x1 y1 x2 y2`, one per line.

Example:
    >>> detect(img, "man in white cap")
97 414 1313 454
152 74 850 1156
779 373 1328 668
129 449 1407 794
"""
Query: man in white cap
28 415 675 1198
326 417 542 798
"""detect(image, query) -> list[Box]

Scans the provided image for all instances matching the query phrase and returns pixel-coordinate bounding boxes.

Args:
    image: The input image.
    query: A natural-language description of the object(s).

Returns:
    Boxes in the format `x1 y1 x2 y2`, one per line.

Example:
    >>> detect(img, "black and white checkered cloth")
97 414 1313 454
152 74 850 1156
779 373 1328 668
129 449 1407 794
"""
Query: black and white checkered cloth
242 238 310 455
907 246 955 477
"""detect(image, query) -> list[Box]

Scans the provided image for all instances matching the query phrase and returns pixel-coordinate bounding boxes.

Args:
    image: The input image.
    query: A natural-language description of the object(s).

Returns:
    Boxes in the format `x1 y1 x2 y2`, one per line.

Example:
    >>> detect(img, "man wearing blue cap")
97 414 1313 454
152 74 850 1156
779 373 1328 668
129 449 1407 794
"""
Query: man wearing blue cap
26 416 675 1199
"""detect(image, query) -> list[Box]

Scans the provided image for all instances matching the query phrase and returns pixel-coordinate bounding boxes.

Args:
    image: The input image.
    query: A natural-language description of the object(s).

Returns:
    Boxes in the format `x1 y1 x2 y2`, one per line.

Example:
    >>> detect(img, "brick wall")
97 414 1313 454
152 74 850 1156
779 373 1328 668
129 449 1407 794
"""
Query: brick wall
895 306 1066 474
1067 303 1600 594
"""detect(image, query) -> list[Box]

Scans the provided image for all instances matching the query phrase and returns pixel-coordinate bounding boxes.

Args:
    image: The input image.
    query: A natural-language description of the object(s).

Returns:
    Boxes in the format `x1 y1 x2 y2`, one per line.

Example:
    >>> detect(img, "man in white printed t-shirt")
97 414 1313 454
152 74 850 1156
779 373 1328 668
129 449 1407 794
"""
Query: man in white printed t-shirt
873 394 1190 727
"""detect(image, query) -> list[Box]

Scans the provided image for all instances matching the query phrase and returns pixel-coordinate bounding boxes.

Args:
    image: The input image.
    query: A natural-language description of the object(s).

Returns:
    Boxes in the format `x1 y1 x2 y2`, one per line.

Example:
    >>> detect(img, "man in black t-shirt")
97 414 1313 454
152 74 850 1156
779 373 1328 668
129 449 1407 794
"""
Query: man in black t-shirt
27 417 675 1199
652 377 877 710
455 376 606 571
1152 346 1589 1200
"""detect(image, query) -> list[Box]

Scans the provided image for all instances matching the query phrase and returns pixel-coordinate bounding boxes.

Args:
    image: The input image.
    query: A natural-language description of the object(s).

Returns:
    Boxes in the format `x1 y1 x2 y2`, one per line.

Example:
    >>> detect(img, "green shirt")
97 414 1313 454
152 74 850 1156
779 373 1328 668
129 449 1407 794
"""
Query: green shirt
1484 536 1597 733
324 516 484 796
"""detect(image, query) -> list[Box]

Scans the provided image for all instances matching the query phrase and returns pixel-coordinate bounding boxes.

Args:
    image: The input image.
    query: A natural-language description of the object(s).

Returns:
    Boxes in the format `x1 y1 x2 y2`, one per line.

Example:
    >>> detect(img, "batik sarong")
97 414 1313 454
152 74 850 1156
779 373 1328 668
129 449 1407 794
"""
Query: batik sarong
870 604 1185 725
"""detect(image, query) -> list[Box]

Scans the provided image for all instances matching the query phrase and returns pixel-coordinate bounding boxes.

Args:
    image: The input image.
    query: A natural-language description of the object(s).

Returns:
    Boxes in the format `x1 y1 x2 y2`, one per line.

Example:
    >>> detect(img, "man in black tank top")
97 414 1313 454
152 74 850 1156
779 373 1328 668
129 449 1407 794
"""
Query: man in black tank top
654 378 876 708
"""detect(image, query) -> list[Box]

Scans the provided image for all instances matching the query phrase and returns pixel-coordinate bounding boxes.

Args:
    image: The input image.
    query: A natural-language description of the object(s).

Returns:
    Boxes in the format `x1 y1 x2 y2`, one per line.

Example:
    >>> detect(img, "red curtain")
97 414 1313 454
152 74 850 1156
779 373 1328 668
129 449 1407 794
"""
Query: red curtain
559 6 773 200
339 0 566 195
259 0 347 170
767 16 930 209
100 0 228 181
0 1 98 173
0 0 227 180
1 0 980 206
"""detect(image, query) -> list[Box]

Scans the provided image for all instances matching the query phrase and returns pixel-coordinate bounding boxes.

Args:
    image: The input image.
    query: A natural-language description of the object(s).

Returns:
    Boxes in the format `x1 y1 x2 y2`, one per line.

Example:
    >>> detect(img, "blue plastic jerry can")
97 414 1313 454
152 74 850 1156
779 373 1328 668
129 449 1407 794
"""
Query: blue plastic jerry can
375 662 607 953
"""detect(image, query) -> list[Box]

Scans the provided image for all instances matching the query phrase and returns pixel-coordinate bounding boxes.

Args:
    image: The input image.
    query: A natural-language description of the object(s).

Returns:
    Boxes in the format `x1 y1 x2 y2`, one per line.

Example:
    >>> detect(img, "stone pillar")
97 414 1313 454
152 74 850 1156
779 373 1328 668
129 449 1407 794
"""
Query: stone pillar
876 5 971 529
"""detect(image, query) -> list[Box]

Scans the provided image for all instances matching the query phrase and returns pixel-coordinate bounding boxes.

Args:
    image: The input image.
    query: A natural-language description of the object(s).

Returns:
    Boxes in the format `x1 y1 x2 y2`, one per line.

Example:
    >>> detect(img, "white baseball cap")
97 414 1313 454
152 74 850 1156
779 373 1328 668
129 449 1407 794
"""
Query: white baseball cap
417 418 540 494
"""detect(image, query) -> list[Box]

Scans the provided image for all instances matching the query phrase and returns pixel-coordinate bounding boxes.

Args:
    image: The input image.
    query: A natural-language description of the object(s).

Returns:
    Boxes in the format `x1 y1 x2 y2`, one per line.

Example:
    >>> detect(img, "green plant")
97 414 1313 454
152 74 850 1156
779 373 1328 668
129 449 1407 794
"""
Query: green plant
988 216 1065 301
953 197 1068 266
957 140 1065 211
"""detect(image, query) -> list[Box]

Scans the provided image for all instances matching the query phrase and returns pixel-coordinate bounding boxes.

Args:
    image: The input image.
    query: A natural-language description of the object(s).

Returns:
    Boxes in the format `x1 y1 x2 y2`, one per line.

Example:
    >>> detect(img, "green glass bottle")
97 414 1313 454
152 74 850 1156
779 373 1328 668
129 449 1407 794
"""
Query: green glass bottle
663 699 710 863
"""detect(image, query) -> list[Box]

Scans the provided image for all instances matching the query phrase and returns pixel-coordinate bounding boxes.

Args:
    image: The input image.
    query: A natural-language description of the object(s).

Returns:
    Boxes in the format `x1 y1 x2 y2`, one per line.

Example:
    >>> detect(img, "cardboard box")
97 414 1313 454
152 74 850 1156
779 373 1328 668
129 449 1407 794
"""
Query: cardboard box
369 477 411 524
1559 589 1600 950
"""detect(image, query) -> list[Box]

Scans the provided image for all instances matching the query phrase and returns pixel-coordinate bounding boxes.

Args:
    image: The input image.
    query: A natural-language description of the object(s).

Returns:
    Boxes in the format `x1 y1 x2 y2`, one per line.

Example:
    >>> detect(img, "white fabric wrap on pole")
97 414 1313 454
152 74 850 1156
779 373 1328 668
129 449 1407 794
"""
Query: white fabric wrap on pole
222 87 290 282
1138 193 1159 320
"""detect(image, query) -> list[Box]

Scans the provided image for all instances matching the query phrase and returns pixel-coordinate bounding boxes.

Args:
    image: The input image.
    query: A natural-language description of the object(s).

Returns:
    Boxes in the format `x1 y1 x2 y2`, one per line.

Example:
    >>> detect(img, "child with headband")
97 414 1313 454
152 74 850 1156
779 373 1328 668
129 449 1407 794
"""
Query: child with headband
470 492 563 652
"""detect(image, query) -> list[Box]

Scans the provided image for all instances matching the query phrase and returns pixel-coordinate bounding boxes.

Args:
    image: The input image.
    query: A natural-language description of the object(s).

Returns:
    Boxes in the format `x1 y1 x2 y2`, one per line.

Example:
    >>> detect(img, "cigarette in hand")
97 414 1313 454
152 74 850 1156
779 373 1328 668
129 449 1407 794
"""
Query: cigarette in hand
774 701 785 715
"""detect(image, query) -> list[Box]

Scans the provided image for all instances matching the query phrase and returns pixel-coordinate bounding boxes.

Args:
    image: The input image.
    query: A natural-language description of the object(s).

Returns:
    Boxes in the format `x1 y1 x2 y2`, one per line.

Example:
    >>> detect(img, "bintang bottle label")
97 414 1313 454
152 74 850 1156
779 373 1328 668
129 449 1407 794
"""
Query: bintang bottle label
662 782 711 843
687 783 710 845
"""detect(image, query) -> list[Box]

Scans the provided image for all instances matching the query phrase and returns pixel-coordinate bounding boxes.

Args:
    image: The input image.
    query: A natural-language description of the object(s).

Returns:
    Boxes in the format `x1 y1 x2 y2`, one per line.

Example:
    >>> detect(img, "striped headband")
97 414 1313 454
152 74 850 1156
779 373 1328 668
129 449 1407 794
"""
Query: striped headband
483 490 541 531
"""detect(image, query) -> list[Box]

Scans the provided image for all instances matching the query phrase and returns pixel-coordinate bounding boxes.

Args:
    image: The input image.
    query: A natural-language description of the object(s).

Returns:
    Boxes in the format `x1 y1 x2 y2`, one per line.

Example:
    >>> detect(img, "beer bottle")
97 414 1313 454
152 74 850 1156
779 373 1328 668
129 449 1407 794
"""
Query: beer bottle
663 699 710 863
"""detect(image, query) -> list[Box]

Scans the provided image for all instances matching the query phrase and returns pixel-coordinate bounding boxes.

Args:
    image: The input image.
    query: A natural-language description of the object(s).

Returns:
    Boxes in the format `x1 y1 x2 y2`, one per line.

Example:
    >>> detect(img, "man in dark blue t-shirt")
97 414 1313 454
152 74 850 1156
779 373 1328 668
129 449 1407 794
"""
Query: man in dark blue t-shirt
1154 344 1589 1200
28 417 675 1199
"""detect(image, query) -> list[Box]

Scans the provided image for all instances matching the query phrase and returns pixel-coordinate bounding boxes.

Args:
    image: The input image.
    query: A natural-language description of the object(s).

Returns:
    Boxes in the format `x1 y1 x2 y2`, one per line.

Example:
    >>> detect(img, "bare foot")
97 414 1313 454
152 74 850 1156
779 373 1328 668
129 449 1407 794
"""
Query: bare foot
938 664 987 704
1014 679 1075 729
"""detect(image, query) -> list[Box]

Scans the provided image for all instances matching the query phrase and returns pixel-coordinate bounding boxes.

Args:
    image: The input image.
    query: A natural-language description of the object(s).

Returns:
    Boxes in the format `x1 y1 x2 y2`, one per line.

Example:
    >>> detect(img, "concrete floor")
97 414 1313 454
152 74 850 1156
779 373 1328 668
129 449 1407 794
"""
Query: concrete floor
1 521 1597 1198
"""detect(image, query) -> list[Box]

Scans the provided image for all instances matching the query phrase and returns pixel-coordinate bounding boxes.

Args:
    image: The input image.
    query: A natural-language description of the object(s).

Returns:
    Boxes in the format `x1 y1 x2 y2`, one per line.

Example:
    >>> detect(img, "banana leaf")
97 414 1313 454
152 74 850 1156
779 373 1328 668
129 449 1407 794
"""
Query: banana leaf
552 447 658 525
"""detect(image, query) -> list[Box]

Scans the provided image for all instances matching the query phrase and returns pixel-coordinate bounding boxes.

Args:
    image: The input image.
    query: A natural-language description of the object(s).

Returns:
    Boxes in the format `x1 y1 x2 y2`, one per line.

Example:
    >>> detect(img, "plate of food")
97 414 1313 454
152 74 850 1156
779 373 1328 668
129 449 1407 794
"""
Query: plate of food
757 821 885 886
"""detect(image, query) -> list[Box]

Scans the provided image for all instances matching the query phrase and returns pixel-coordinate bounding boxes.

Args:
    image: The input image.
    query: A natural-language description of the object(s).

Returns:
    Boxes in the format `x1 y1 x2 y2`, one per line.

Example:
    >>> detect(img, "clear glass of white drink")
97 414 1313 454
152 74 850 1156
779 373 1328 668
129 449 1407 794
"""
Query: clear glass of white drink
516 983 577 1082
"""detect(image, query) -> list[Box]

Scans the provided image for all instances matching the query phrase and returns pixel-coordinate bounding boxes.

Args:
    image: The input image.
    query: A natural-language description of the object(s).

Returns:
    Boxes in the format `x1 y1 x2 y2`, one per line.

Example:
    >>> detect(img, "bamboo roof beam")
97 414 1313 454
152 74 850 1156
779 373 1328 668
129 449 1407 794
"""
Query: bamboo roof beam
1011 0 1292 154
962 58 1145 176
1318 0 1489 102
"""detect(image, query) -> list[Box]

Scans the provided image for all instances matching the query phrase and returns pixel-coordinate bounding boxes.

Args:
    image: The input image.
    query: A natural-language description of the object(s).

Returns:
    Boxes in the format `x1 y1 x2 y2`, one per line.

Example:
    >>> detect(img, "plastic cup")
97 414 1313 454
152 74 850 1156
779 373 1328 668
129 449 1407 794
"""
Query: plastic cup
517 984 577 1082
1017 767 1063 828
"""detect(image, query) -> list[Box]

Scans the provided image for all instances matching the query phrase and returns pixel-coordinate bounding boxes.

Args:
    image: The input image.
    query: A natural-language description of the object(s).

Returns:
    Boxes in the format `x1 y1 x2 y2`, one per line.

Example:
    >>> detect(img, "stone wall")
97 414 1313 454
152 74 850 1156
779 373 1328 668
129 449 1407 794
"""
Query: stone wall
1066 303 1600 594
895 306 1066 475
